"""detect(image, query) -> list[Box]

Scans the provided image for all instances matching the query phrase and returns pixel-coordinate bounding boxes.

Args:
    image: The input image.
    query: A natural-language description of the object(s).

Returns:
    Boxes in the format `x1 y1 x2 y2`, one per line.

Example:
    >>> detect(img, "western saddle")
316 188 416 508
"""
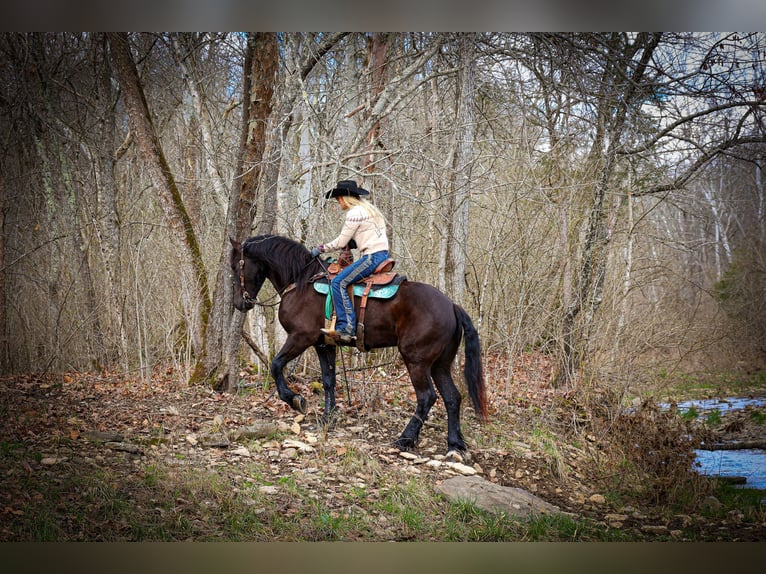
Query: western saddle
316 245 402 350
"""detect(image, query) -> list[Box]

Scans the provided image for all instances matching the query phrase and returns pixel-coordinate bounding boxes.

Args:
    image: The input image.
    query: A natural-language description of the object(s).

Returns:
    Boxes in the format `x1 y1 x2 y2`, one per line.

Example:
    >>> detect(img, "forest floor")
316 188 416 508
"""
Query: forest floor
1 352 765 541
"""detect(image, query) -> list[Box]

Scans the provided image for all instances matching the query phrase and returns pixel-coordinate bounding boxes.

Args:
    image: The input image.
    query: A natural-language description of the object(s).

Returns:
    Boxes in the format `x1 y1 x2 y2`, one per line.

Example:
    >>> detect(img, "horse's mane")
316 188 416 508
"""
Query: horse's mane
242 234 320 291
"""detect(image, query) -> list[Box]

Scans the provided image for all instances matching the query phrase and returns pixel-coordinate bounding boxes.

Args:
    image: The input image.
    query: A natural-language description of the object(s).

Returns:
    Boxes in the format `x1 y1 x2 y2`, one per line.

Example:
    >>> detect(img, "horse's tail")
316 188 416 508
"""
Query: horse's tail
454 304 488 422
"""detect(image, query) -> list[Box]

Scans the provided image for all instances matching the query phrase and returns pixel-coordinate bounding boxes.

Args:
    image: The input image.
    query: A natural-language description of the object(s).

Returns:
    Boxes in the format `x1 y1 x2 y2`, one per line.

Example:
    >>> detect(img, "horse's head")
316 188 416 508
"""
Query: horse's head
230 237 266 312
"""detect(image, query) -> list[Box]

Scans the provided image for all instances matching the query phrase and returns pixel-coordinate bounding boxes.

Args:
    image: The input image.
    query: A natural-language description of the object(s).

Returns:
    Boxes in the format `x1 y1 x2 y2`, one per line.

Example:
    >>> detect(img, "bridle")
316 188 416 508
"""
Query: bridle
236 247 325 309
237 258 257 307
236 256 293 308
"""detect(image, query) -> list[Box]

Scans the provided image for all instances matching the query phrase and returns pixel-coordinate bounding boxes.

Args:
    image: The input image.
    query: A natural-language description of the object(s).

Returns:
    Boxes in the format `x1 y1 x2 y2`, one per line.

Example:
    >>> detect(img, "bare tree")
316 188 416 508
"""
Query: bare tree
107 32 211 355
446 33 476 303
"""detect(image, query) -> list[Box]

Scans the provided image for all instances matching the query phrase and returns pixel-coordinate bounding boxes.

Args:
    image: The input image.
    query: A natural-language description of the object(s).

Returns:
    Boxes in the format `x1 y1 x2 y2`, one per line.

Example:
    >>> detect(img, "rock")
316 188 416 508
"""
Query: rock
445 461 478 476
702 496 723 511
282 439 314 453
437 475 562 518
230 446 251 457
304 433 318 444
105 442 143 455
83 430 124 442
398 451 429 464
281 448 298 459
200 433 230 448
588 494 606 505
231 422 278 441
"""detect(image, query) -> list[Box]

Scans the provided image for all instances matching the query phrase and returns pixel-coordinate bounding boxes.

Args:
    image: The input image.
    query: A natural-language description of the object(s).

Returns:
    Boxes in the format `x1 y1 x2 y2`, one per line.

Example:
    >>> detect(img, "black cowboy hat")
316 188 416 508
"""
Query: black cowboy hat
325 180 370 199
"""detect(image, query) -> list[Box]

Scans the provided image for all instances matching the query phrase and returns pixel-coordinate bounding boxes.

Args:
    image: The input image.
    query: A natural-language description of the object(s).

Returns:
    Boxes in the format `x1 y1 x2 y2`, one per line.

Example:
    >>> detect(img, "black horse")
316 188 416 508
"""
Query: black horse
230 234 487 456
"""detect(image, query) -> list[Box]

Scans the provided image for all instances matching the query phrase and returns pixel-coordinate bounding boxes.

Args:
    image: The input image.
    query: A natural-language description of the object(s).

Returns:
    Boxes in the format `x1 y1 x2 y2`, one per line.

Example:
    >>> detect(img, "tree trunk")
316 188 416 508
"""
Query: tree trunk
93 33 129 372
362 33 390 184
191 33 279 392
0 173 6 368
554 33 662 387
170 33 230 213
107 32 212 356
447 33 476 303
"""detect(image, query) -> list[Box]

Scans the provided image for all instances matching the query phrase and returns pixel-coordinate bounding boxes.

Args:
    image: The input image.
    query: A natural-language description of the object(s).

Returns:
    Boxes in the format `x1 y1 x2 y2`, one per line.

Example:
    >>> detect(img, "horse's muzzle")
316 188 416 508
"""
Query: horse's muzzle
233 298 254 312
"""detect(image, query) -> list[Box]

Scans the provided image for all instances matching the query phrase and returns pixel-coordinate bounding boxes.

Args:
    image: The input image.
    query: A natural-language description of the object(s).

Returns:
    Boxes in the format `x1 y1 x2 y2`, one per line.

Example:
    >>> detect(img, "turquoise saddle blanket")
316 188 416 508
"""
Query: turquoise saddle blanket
312 279 403 320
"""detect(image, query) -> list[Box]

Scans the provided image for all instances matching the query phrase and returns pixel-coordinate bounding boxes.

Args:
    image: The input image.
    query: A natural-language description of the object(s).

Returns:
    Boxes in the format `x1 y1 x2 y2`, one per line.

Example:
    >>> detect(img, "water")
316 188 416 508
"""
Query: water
671 397 766 490
695 449 766 490
674 396 766 415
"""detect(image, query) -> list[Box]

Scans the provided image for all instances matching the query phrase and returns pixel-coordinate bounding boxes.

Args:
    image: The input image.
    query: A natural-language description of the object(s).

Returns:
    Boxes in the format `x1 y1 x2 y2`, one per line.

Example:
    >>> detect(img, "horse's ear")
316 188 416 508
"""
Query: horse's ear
229 237 241 250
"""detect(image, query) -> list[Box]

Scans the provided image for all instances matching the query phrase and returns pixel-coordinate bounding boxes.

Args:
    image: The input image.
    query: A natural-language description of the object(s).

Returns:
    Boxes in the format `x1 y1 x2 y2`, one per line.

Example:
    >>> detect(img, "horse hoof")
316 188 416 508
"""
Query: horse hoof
292 395 307 414
393 437 415 451
445 449 466 463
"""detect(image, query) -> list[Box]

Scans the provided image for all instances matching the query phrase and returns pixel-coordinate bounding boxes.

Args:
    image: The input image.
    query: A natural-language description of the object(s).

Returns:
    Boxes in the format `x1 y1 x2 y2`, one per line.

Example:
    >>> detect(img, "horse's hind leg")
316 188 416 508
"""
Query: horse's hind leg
394 361 436 451
314 343 338 424
432 360 467 456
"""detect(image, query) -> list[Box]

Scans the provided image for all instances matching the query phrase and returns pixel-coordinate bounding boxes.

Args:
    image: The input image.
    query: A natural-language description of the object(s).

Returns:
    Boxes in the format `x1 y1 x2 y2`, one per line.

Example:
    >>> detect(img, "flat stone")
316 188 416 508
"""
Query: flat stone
445 461 478 476
230 446 251 457
231 422 278 441
105 442 144 454
83 430 124 442
282 439 314 453
437 475 561 518
200 433 230 448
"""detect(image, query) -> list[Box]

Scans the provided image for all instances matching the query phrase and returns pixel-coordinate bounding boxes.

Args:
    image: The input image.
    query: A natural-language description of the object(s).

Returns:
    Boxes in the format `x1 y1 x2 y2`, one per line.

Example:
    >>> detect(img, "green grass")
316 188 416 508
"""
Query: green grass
6 434 749 542
695 480 766 532
5 363 764 542
750 409 766 425
656 370 766 403
705 410 722 426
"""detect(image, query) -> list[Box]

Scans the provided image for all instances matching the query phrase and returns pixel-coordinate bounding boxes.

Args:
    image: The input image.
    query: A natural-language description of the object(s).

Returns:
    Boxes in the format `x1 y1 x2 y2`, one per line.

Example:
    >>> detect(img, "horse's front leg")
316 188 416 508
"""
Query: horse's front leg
314 343 337 423
270 338 309 414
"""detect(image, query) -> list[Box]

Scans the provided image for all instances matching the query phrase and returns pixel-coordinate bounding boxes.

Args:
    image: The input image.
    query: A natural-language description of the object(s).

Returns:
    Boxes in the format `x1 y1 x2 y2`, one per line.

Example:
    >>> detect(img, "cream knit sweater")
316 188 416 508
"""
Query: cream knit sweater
324 206 389 255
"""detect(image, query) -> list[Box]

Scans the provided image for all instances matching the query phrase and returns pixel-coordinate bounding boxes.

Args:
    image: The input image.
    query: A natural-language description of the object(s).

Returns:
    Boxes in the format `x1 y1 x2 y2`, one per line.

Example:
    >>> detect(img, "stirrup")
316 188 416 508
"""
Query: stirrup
320 327 356 343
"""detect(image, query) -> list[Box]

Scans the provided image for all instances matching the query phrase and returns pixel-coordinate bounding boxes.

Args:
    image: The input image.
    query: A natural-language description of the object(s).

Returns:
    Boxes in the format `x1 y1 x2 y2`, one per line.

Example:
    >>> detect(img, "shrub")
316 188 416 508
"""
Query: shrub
596 399 711 505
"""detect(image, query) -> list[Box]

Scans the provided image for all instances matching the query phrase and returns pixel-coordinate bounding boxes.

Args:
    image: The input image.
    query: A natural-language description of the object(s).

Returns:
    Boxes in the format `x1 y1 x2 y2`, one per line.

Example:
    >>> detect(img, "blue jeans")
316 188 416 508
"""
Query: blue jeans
331 250 389 335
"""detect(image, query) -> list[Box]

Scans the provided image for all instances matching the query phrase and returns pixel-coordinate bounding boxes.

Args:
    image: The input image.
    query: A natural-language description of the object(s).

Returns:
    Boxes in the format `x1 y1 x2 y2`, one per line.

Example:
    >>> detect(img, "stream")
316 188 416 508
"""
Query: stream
674 397 766 490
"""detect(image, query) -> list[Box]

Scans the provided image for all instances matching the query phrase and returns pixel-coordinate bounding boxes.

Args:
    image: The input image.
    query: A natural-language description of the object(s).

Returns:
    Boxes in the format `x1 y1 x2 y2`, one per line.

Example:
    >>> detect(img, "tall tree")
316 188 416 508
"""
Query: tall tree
447 33 476 304
556 32 663 386
192 33 279 391
107 32 211 354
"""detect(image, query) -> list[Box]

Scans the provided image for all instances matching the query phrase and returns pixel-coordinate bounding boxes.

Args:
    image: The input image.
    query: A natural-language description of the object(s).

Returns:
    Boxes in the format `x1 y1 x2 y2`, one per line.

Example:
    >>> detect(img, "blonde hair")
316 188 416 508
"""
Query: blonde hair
343 195 384 221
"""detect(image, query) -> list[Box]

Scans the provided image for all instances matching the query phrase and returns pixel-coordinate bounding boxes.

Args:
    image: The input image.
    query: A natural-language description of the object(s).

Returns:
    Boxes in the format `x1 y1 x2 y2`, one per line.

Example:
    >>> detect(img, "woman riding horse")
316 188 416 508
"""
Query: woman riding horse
310 180 390 345
230 191 488 457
